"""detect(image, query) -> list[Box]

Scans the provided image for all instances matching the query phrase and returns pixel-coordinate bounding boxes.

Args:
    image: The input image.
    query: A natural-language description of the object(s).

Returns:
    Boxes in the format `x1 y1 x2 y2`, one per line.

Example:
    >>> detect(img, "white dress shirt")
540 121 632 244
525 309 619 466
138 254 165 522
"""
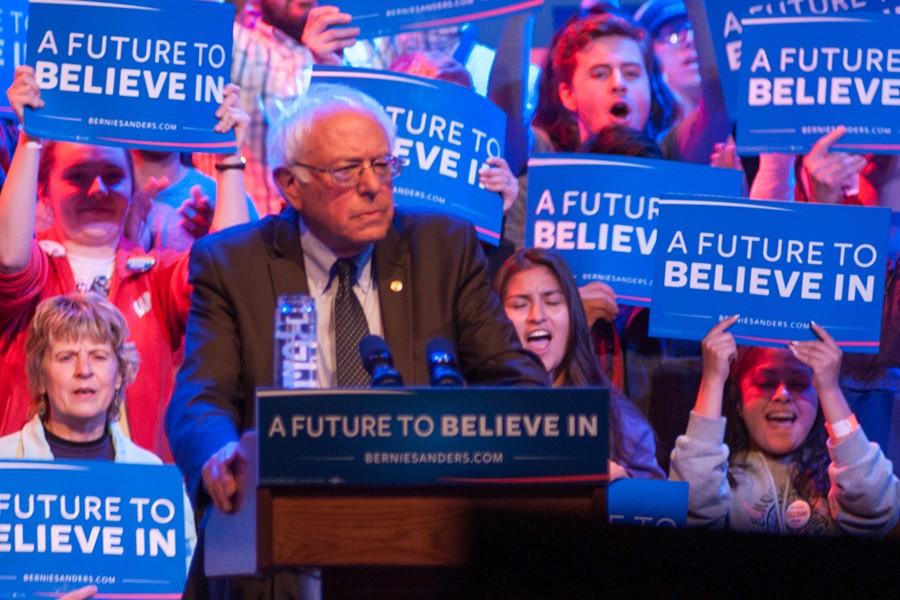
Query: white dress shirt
298 217 384 388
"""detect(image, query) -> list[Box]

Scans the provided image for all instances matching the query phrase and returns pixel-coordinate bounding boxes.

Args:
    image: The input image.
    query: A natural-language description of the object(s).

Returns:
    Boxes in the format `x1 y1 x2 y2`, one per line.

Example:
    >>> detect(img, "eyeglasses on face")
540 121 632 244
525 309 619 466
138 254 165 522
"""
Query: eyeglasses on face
292 155 402 187
657 21 694 46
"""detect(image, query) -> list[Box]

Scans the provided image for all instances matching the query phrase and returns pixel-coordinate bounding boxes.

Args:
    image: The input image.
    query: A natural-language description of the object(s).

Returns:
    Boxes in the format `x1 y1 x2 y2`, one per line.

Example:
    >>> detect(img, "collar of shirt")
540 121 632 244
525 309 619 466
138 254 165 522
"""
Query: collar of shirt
298 216 375 298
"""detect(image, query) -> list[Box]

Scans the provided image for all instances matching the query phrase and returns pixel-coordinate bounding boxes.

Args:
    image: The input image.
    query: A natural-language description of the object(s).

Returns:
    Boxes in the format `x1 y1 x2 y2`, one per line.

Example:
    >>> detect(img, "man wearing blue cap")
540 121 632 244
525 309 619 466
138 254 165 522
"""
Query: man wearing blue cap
634 0 700 121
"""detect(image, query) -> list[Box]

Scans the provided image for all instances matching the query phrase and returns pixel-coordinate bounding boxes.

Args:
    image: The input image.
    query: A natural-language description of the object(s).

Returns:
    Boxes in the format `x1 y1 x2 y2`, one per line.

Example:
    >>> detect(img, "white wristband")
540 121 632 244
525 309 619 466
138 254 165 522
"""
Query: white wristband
826 414 859 440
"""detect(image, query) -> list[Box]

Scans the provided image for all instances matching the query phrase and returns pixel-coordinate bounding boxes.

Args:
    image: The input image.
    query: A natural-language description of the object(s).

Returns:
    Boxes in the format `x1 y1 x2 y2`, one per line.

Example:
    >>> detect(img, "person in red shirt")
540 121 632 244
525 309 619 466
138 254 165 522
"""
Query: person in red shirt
0 66 251 459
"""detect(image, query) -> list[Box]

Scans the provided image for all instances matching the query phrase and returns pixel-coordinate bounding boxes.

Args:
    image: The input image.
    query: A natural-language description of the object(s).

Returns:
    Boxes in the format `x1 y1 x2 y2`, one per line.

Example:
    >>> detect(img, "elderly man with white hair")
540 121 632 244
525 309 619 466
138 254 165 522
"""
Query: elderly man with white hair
166 83 547 598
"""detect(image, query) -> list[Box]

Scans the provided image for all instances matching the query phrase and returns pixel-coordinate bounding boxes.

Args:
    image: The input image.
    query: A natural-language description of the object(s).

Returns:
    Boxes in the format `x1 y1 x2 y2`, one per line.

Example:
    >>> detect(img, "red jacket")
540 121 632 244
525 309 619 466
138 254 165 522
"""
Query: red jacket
0 233 190 460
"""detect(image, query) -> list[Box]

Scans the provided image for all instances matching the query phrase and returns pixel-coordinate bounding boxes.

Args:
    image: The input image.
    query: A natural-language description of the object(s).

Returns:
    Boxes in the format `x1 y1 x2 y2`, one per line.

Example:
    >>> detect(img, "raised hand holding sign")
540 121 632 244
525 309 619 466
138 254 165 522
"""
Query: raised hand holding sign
24 0 237 152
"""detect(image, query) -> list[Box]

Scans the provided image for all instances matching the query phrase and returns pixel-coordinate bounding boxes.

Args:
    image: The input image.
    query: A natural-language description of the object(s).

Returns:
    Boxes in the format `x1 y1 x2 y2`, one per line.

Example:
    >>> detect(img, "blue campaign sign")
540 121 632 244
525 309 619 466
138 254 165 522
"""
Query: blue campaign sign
0 460 188 597
525 154 743 306
334 0 544 39
686 0 743 123
0 0 29 119
689 0 889 124
311 66 506 245
649 196 891 352
737 10 900 154
257 387 609 487
24 0 236 153
608 479 688 528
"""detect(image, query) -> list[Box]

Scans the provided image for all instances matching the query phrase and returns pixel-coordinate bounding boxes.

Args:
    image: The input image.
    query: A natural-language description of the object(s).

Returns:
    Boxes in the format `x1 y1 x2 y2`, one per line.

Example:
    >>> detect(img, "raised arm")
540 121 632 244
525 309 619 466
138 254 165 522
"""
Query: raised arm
694 314 739 418
301 5 359 66
0 66 43 272
790 322 900 537
669 315 739 528
210 83 251 233
799 127 867 204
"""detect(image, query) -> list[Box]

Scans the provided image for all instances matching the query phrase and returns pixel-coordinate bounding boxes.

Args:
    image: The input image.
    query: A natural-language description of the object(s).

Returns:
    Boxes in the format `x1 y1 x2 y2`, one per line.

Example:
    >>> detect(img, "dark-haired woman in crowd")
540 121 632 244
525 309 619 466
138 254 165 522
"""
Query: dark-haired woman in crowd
670 316 900 536
494 248 664 479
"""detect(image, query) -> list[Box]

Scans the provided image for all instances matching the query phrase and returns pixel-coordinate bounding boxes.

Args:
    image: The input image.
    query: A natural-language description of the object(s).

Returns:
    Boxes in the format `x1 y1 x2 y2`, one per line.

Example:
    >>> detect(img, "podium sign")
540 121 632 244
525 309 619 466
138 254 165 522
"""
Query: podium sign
256 387 609 487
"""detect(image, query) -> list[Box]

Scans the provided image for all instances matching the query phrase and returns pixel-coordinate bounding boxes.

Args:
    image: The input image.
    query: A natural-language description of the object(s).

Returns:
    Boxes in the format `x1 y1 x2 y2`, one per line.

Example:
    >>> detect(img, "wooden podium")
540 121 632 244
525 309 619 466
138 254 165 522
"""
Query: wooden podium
204 431 605 577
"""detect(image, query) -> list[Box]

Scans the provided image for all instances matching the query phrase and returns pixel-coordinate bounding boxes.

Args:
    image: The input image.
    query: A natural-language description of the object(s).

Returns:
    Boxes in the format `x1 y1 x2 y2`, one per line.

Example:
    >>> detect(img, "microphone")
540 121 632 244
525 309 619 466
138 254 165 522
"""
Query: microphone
359 335 404 387
426 337 466 387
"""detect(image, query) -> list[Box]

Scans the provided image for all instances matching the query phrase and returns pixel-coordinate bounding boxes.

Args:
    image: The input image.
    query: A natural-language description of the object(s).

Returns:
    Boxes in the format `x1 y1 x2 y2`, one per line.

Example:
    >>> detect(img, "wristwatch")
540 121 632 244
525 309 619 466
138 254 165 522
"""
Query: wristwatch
215 155 247 171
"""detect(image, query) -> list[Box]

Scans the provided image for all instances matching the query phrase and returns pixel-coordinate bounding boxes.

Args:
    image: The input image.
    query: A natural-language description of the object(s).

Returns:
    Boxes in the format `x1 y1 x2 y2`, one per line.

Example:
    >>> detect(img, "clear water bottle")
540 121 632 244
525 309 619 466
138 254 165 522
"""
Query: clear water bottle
274 294 318 389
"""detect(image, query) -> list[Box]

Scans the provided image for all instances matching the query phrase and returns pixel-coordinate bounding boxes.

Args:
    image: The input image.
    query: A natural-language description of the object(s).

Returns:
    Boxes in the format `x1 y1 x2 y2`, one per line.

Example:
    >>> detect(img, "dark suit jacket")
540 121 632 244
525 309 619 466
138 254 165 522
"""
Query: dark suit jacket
166 207 548 499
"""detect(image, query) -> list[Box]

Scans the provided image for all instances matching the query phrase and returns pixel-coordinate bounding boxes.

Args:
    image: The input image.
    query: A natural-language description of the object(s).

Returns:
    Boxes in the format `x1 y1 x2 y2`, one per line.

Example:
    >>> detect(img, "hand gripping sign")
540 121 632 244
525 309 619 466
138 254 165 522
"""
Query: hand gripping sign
25 0 236 153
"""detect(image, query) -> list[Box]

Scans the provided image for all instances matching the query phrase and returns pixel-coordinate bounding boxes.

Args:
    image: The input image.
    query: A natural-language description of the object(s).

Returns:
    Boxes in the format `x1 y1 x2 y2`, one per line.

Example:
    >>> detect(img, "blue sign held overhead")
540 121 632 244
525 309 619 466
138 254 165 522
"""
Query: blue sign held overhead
650 196 891 352
608 479 689 528
737 11 900 154
334 0 544 39
525 154 743 306
257 387 609 487
0 460 189 598
688 0 889 124
0 0 29 119
24 0 236 153
311 66 506 245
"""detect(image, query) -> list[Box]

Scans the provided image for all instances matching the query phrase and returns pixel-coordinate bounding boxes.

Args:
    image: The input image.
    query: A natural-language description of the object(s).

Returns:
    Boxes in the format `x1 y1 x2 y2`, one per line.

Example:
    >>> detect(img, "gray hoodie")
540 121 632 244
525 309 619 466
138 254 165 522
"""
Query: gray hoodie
669 411 900 538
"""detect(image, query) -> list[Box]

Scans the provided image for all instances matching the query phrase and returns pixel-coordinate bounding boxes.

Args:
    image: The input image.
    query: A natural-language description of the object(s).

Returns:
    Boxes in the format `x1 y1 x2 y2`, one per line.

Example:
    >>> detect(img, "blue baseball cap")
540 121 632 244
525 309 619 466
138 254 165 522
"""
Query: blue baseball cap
633 0 687 38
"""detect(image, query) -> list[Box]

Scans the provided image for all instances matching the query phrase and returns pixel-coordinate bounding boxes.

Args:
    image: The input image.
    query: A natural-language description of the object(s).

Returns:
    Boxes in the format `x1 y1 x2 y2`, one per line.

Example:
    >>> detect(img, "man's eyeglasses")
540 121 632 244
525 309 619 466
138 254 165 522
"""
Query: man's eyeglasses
657 21 694 46
293 155 402 187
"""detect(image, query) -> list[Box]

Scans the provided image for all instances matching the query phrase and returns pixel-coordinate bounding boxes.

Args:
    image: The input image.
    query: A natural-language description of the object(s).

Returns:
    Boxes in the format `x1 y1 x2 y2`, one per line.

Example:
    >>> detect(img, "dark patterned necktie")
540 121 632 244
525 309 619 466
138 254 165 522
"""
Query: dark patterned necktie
333 258 370 387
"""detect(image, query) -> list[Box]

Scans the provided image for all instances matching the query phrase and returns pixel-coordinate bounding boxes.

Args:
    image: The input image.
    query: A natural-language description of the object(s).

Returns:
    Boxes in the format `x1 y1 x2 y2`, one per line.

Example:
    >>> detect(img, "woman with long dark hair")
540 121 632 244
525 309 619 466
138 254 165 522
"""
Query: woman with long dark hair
494 248 663 479
670 316 900 536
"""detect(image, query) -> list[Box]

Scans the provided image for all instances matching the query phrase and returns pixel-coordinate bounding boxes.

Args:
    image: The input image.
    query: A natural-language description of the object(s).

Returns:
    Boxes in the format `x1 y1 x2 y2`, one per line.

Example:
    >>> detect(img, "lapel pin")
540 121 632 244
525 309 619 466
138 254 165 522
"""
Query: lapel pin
389 280 403 292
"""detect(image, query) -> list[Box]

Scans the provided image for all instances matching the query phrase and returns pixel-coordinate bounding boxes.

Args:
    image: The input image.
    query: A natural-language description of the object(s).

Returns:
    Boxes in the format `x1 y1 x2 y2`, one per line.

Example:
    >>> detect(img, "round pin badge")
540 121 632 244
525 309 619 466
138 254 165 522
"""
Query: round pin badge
389 280 403 292
126 256 156 273
785 499 811 530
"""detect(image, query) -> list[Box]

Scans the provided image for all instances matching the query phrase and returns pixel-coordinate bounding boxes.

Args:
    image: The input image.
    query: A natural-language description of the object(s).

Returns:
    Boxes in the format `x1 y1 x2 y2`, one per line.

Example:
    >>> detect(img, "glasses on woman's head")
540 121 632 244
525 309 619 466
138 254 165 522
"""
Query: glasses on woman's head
657 20 693 46
293 155 402 188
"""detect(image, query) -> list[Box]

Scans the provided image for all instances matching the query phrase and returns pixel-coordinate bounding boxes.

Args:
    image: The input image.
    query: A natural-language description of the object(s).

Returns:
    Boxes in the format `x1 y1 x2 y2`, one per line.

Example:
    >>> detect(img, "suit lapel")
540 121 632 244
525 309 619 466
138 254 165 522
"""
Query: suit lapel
265 207 310 299
374 224 415 384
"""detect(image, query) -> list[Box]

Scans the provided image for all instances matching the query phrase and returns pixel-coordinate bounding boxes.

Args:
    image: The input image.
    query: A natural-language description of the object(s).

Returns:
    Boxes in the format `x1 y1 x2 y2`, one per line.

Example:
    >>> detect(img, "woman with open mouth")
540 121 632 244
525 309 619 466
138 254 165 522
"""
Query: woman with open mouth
494 247 664 480
0 292 196 593
670 315 900 536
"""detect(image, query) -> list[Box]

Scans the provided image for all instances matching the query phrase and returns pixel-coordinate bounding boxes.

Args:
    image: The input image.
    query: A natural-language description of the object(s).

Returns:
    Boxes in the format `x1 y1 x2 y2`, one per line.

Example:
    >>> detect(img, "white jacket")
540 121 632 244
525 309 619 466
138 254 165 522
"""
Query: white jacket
0 415 197 571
